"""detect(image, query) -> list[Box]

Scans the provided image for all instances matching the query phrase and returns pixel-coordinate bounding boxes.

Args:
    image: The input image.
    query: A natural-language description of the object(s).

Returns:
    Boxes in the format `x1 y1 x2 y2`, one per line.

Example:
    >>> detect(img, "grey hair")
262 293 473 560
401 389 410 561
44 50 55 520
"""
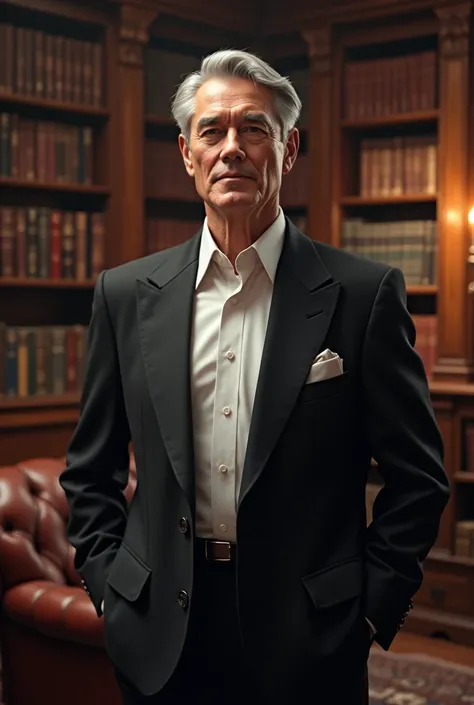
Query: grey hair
171 49 302 143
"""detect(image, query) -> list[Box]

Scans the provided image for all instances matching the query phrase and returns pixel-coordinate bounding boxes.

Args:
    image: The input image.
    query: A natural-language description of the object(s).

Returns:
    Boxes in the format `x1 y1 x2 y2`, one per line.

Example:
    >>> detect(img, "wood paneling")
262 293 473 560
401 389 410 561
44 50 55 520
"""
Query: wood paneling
434 2 474 381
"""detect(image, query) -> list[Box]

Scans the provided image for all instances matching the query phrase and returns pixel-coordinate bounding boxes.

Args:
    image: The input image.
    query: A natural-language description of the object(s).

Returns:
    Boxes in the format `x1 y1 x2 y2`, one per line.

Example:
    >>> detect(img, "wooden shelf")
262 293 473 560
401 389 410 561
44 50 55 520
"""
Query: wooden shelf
407 285 437 295
0 393 81 429
0 393 80 410
429 381 474 397
454 472 474 484
427 549 474 569
0 277 96 289
341 109 440 129
0 92 109 119
0 178 110 195
340 194 437 206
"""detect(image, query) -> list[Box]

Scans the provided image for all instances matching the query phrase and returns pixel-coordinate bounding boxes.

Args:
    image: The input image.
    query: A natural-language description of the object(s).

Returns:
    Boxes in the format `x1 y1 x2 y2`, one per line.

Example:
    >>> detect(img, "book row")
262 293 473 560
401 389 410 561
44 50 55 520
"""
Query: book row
341 219 437 286
359 135 437 198
0 323 87 397
0 23 103 107
0 206 104 280
0 113 94 184
344 51 437 120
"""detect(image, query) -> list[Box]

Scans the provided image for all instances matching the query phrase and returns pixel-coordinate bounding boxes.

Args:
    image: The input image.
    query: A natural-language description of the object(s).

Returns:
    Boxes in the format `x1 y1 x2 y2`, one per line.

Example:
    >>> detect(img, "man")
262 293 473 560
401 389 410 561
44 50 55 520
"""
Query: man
60 49 449 705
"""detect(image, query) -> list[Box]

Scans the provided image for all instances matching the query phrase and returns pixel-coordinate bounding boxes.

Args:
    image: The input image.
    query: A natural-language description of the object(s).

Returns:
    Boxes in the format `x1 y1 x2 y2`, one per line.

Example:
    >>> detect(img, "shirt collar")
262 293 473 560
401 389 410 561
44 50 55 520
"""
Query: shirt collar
195 207 286 289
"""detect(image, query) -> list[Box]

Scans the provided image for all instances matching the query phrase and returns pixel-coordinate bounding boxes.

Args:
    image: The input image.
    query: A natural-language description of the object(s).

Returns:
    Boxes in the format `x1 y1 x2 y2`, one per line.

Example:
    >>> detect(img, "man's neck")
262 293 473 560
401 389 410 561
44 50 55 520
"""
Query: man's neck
205 205 280 267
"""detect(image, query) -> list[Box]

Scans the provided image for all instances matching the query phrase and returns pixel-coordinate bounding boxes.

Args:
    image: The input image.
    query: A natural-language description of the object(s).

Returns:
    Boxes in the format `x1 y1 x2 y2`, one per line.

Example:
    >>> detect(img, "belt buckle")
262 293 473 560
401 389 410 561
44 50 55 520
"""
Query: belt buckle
205 540 232 562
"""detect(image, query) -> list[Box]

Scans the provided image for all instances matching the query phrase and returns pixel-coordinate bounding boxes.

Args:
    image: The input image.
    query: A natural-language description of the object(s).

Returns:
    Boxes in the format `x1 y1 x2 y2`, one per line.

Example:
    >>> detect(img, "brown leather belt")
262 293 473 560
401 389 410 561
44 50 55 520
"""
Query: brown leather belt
197 538 236 562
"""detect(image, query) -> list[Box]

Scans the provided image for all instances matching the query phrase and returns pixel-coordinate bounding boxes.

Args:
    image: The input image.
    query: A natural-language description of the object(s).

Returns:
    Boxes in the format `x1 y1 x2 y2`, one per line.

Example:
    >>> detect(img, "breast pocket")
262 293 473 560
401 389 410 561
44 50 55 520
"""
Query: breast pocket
299 371 348 403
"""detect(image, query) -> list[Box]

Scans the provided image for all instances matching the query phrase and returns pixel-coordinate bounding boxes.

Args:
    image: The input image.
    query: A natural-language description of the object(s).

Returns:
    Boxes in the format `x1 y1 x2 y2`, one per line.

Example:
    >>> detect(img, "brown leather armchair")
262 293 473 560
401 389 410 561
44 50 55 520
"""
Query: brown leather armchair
0 456 137 705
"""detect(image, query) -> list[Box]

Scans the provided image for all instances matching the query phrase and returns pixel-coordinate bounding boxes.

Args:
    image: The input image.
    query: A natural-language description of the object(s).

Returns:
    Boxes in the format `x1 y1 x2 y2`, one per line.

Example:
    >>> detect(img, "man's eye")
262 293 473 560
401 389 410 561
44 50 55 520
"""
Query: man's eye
202 129 219 136
243 126 265 133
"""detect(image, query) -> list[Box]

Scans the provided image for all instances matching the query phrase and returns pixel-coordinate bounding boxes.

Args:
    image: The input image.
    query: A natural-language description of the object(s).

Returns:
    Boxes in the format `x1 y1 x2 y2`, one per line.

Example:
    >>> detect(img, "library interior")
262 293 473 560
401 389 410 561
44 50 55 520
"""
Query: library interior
1 1 474 704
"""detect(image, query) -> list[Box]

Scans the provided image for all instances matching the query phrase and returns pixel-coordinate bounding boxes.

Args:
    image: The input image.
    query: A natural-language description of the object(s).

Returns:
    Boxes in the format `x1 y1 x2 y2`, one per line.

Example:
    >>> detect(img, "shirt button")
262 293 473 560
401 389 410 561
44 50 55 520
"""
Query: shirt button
226 350 235 360
219 464 228 474
222 406 231 416
219 523 228 532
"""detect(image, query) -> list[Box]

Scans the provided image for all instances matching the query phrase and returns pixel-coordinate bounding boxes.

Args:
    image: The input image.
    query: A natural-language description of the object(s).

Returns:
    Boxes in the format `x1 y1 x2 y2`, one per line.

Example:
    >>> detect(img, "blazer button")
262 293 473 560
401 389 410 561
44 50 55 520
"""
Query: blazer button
178 517 189 534
177 590 189 610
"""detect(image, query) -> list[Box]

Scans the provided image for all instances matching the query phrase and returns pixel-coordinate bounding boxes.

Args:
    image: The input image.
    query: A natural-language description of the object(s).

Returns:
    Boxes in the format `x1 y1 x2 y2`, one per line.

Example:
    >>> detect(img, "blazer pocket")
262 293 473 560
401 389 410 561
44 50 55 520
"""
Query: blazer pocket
299 370 348 403
302 555 362 610
106 543 151 602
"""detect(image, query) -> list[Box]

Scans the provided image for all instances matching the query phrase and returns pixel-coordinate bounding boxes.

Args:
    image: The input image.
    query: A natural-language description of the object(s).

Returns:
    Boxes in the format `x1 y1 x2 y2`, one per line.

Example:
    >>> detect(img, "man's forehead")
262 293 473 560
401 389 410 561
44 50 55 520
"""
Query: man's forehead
195 77 274 112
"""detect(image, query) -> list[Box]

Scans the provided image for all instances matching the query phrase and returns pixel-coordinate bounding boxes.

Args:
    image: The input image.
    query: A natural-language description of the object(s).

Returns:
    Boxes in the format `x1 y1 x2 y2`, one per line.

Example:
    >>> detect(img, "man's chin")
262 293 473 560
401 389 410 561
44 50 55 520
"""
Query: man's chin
209 191 259 210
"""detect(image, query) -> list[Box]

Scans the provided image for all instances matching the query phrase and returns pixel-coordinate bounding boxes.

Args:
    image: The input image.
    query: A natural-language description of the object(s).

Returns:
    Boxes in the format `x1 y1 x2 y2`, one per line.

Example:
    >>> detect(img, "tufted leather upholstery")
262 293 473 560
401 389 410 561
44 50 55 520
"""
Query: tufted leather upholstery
0 455 137 705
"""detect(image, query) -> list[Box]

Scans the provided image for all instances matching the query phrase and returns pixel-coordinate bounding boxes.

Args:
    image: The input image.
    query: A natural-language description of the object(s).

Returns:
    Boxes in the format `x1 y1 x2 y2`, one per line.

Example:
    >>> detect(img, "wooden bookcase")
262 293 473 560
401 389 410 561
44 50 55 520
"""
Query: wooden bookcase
314 3 474 647
0 0 110 460
2 0 474 648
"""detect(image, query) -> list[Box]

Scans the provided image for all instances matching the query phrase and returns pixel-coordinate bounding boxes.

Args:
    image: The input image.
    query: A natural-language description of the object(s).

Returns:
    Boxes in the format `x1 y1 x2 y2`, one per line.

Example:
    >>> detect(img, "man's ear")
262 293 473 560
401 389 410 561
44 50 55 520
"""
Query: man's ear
178 134 195 177
282 128 300 176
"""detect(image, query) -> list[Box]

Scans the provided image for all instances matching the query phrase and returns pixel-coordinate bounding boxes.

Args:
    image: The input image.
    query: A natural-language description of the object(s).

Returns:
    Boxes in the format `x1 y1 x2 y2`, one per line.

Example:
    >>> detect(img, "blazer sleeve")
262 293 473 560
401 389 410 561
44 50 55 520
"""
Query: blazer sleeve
59 270 131 616
361 267 450 650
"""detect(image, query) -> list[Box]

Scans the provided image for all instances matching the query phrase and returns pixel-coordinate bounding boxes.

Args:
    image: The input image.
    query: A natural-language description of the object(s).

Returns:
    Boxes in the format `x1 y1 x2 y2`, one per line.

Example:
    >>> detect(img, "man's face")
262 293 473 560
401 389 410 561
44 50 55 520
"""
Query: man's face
179 76 299 215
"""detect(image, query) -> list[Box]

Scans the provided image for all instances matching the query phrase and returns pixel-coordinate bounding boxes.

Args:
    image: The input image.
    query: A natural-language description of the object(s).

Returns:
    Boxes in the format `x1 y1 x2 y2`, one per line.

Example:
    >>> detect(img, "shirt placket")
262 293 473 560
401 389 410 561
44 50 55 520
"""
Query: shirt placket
210 265 247 542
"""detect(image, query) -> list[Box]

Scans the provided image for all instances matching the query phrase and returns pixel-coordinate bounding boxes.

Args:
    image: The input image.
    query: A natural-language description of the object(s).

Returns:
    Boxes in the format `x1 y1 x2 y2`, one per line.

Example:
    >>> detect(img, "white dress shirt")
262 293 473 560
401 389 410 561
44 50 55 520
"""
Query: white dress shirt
191 208 285 542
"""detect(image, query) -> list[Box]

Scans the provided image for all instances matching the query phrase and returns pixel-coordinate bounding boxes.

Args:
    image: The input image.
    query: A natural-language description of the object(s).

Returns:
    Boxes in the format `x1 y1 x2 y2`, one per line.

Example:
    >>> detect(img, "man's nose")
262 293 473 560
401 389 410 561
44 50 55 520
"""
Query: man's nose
221 129 245 161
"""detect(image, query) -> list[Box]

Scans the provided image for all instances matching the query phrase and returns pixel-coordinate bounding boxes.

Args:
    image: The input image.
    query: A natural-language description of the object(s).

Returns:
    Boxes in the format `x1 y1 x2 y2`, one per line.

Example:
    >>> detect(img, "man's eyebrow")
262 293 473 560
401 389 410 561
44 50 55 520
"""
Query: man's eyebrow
242 112 273 129
196 112 274 132
196 115 220 131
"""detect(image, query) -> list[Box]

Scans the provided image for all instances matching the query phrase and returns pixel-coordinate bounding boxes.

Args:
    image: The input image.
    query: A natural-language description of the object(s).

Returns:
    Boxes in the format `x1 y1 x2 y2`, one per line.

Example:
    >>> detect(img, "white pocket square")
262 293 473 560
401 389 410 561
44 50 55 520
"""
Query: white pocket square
306 349 344 384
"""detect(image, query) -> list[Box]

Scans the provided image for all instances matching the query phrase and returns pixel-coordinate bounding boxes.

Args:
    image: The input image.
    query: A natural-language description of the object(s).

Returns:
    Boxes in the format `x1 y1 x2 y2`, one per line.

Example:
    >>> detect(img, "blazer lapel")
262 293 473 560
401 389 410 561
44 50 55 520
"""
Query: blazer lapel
136 233 201 510
239 222 341 508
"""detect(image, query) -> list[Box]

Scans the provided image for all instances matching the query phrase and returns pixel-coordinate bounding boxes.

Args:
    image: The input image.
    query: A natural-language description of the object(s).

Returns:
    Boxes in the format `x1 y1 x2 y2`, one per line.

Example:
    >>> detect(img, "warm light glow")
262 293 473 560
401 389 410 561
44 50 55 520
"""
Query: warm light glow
446 208 461 225
469 206 474 226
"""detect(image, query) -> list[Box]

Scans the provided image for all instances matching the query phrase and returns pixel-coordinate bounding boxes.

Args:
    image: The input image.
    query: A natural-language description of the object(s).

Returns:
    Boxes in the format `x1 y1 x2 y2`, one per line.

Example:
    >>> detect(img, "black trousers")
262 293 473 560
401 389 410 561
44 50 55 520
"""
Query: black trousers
115 543 261 705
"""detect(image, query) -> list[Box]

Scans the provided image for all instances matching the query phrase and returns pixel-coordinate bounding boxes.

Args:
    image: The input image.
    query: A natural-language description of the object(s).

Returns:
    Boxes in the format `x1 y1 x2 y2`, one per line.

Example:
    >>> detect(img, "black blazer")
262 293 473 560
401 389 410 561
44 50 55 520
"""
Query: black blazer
60 220 449 702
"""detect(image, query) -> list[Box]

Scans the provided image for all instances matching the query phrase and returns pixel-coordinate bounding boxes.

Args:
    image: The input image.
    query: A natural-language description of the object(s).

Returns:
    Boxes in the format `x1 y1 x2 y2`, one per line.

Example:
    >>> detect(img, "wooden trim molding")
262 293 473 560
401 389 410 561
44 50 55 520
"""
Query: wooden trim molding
107 0 260 33
117 2 157 67
303 28 332 77
264 0 439 35
437 2 471 58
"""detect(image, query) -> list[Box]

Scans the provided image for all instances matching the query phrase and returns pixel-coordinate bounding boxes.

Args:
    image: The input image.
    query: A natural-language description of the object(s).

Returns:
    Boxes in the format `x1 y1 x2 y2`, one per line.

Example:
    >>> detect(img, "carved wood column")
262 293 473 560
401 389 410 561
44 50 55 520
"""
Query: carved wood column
433 2 473 382
302 27 334 244
106 2 158 267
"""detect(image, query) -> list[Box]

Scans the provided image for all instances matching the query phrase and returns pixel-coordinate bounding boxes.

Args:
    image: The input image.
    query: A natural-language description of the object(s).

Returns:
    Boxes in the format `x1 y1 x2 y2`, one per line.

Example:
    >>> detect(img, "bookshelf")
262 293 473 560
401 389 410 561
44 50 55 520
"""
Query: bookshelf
321 3 474 647
0 0 109 461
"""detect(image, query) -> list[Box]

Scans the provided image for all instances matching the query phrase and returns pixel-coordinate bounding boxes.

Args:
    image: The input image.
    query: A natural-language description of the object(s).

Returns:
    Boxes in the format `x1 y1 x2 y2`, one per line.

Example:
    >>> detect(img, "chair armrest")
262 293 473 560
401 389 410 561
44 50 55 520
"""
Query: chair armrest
3 581 104 648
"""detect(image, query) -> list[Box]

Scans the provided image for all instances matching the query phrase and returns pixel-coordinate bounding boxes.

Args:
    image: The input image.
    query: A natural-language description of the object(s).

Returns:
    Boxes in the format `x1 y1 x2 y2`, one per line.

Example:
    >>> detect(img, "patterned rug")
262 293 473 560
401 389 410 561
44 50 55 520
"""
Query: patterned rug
369 649 474 704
